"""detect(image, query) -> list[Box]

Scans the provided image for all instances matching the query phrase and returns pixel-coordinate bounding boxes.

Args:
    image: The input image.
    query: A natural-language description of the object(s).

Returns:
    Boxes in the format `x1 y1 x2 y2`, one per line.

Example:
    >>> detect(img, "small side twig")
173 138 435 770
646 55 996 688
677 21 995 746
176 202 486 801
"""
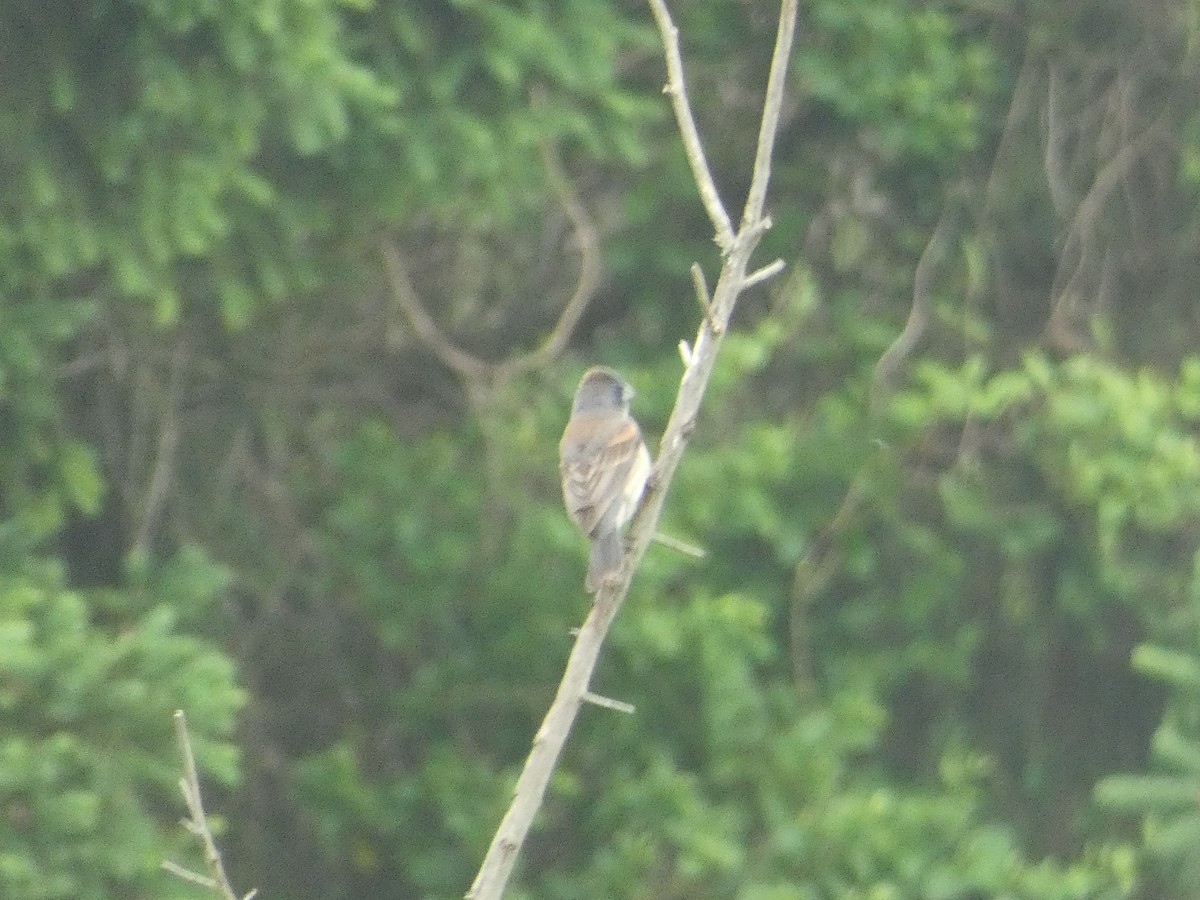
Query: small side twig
163 710 256 900
743 258 786 289
690 263 718 333
651 531 706 558
581 691 637 714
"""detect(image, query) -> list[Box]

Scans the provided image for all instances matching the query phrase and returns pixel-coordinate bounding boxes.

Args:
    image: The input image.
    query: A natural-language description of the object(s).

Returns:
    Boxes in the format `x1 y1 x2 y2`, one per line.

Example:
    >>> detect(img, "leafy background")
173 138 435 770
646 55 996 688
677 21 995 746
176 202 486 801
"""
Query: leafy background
2 0 1199 897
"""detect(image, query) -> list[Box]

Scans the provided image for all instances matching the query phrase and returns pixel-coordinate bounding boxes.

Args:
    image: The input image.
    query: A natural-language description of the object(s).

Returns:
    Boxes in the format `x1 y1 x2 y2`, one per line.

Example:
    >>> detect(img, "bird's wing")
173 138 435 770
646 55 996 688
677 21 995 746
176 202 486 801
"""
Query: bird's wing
560 417 644 537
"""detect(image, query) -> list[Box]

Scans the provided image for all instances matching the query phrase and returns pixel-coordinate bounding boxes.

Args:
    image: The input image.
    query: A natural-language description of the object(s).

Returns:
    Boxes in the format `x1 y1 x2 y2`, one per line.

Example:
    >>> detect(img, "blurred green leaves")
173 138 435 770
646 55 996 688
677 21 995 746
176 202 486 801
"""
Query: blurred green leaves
0 0 1198 897
0 553 242 899
797 0 998 161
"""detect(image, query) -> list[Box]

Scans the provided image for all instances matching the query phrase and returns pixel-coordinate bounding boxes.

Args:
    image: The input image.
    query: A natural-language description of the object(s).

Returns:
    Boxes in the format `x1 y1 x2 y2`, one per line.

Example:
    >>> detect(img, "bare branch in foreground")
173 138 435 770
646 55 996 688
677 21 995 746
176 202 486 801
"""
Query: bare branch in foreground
163 710 256 900
465 2 796 897
651 530 706 558
581 691 637 714
744 258 786 289
647 0 736 251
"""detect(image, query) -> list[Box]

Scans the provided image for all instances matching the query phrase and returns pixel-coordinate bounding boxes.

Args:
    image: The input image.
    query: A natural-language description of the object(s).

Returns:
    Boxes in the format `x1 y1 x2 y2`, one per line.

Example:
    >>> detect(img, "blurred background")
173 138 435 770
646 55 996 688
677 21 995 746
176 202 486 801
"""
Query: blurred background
2 0 1200 897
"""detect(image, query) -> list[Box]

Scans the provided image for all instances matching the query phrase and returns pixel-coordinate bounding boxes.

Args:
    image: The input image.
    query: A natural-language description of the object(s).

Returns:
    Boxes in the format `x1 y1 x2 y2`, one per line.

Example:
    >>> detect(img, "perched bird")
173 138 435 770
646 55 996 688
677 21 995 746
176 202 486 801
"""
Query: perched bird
559 367 652 592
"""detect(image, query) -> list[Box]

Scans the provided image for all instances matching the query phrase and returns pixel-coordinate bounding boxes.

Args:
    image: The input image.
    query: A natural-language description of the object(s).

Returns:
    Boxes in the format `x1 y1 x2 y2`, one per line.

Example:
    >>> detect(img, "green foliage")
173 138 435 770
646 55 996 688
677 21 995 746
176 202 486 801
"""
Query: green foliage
0 551 242 899
797 0 997 161
1 0 460 329
899 353 1200 614
1 0 1198 897
349 0 659 226
0 299 97 544
1097 642 1200 895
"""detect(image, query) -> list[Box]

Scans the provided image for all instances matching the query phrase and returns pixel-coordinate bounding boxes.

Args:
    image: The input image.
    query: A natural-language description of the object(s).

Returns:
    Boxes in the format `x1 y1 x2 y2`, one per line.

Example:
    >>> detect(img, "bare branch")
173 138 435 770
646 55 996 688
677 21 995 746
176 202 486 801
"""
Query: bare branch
742 2 796 228
744 258 786 289
789 463 874 692
465 2 796 897
163 710 254 900
647 0 736 251
131 339 188 556
1046 114 1167 346
983 41 1039 217
581 691 637 714
465 594 625 899
382 133 601 389
1044 63 1074 216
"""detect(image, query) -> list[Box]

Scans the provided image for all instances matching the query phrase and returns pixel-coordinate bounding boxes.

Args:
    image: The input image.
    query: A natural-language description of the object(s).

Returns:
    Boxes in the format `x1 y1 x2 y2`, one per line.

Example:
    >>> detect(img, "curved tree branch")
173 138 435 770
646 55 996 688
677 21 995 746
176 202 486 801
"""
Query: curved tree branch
465 1 796 897
500 137 603 378
379 242 490 383
870 196 959 418
382 128 602 388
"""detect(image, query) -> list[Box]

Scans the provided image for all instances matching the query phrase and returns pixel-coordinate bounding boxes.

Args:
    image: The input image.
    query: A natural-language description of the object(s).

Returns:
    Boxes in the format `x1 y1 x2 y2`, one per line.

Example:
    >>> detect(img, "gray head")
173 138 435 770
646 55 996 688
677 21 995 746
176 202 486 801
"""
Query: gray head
572 366 633 414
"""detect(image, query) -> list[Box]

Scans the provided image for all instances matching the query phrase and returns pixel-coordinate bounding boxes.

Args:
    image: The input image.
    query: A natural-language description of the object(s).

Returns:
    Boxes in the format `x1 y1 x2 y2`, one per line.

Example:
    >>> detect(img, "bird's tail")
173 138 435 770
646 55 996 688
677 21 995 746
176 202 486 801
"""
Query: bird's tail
586 529 623 593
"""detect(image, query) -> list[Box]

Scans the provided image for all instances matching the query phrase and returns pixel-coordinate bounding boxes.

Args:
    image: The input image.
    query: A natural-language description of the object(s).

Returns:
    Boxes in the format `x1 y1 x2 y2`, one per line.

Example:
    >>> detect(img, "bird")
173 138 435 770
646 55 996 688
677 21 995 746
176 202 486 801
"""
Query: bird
559 366 652 592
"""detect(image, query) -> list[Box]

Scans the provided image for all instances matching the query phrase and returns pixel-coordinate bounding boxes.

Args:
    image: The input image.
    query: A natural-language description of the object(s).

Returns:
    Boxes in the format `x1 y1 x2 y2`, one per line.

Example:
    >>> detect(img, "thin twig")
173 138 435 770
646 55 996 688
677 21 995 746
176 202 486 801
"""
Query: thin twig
744 258 786 289
690 262 711 307
163 710 254 900
162 860 220 889
690 262 717 332
132 339 188 556
651 530 706 558
464 2 796 897
581 691 637 714
382 132 601 385
1046 115 1167 342
647 0 736 251
741 3 795 230
789 460 875 692
1044 63 1074 216
869 196 959 419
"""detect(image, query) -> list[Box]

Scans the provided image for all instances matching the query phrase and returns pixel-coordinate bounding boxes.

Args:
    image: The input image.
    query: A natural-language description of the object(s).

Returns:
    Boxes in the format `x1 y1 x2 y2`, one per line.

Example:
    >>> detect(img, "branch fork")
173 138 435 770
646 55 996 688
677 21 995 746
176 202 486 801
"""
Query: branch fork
464 2 797 898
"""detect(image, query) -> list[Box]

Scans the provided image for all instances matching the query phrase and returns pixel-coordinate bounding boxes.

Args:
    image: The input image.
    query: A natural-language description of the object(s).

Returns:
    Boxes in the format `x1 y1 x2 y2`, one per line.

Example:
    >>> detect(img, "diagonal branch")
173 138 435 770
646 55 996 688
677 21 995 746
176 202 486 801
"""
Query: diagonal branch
1046 113 1168 344
742 0 796 229
163 710 256 900
131 339 188 556
464 2 796 898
